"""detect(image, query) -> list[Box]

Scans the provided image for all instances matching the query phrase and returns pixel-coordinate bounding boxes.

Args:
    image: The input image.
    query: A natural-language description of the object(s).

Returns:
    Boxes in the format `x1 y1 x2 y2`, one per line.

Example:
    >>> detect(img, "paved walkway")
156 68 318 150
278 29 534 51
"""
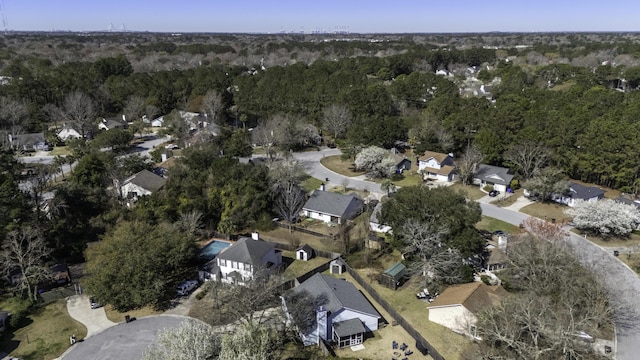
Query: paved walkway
502 195 534 211
66 295 116 338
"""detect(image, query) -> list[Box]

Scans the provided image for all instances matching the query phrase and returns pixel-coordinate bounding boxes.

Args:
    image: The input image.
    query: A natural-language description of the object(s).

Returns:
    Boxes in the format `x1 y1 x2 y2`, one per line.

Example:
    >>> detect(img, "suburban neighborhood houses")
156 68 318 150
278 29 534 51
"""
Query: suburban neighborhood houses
2 30 639 360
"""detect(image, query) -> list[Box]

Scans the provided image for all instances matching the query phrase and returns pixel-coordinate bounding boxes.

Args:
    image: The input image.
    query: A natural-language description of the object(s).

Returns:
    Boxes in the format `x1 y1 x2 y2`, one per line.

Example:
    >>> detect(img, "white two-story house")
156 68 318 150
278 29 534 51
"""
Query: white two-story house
214 236 282 285
417 151 456 182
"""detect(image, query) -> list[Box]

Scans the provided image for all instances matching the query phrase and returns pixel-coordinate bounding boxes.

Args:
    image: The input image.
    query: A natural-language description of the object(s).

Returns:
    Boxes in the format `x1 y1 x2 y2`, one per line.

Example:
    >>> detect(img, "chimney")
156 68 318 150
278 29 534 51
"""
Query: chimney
316 306 327 342
161 153 168 162
122 114 126 122
320 183 325 191
251 232 260 241
498 234 507 251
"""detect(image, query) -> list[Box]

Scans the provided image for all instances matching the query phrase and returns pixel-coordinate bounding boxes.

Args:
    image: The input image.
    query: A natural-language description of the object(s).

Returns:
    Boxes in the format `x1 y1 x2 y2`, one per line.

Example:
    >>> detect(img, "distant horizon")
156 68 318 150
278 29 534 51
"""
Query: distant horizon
7 0 640 34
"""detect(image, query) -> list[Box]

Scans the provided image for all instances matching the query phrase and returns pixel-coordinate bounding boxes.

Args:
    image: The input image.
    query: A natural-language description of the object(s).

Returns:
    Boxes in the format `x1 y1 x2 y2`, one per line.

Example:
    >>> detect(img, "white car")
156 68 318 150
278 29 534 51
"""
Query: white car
176 280 198 296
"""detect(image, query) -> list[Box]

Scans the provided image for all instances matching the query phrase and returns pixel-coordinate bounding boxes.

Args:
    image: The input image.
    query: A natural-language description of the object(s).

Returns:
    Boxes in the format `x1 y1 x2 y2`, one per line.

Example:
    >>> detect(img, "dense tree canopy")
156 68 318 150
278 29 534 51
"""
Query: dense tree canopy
84 221 197 311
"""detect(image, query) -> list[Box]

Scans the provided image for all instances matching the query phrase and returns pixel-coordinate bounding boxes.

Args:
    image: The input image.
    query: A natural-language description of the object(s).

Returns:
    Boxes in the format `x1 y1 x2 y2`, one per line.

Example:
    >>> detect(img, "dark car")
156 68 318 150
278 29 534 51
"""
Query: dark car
489 190 500 197
327 143 336 149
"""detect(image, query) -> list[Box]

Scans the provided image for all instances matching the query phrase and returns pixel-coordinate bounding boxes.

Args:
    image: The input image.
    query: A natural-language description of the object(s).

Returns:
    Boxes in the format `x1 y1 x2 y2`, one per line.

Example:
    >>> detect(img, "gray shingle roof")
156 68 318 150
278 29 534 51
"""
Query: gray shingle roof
474 164 514 186
216 237 275 266
293 273 381 318
296 244 314 254
125 169 166 192
333 318 366 337
303 190 363 219
568 181 605 200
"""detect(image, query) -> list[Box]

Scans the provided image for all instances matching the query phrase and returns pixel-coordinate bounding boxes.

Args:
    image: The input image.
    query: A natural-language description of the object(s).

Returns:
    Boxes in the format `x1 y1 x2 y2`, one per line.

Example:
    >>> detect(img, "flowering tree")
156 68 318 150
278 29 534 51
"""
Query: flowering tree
354 146 396 178
566 199 640 237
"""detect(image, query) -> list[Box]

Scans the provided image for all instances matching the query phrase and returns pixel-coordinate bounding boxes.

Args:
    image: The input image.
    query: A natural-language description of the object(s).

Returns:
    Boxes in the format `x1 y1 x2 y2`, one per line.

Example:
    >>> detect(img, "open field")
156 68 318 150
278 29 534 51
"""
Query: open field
49 146 72 156
320 155 365 177
0 298 87 360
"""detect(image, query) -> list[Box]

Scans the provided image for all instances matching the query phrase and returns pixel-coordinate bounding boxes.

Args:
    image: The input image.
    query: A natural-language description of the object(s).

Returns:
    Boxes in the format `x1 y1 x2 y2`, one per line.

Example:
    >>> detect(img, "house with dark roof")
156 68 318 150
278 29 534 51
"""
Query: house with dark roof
302 190 364 225
473 164 514 193
552 181 605 207
417 151 456 182
428 282 507 338
8 133 49 152
214 237 282 285
285 273 383 347
120 169 167 201
98 115 128 131
390 147 411 173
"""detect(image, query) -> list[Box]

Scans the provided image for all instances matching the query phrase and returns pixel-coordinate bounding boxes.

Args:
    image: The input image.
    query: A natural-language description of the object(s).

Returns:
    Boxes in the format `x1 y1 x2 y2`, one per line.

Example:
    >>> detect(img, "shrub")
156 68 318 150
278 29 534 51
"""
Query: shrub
483 184 494 192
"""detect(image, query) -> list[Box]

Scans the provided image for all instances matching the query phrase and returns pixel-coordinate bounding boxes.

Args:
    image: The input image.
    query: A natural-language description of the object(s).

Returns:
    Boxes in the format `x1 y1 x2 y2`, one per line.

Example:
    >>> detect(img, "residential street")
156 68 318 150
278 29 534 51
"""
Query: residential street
293 149 639 359
291 147 383 196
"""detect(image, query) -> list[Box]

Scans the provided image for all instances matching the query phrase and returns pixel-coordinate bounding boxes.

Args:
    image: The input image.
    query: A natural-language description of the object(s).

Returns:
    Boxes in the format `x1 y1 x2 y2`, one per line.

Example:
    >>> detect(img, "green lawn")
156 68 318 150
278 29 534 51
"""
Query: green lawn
391 172 423 187
300 176 323 193
104 304 162 323
476 216 523 234
319 155 365 177
449 183 486 200
520 202 572 224
281 251 331 279
49 146 72 156
0 298 87 360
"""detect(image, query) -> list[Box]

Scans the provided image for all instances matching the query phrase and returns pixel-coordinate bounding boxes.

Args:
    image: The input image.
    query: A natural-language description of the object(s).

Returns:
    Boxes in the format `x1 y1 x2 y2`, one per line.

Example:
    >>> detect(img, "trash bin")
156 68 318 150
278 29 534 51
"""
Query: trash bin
125 315 131 323
614 250 619 257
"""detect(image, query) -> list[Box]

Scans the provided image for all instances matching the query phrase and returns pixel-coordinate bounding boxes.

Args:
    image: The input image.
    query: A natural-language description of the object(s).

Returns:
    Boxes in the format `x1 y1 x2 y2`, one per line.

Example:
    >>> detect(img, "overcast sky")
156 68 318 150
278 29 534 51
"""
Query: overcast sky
5 0 640 33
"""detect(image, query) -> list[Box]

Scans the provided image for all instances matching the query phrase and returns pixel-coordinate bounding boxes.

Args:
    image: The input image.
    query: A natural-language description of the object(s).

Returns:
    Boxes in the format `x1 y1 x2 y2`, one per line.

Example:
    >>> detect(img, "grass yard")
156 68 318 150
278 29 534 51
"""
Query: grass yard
391 172 423 187
337 270 474 360
489 189 525 207
281 250 331 279
104 305 161 323
449 183 486 200
300 176 323 193
0 298 87 360
476 216 523 234
520 202 573 224
48 146 71 156
260 226 344 253
319 155 365 177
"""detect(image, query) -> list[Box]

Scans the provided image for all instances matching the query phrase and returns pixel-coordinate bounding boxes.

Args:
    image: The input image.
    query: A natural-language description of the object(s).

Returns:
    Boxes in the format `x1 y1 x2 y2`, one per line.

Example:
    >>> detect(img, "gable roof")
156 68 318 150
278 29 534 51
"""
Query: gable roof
382 263 406 281
474 164 514 186
217 237 275 265
303 190 363 218
567 181 605 200
296 244 314 254
417 151 451 163
11 133 45 147
100 116 127 129
123 169 166 192
294 273 381 318
429 282 507 314
421 165 456 176
615 196 640 209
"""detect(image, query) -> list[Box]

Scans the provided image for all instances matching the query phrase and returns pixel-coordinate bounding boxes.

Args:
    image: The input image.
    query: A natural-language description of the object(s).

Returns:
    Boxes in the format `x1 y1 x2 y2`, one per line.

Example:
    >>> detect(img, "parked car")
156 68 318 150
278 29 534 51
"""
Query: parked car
489 190 500 197
176 280 198 296
165 144 179 150
90 297 101 309
327 143 336 149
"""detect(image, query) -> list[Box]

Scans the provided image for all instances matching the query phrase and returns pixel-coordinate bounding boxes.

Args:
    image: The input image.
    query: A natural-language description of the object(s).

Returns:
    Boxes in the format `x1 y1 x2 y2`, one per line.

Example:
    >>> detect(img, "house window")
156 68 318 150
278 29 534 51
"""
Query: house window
232 261 237 269
219 259 226 267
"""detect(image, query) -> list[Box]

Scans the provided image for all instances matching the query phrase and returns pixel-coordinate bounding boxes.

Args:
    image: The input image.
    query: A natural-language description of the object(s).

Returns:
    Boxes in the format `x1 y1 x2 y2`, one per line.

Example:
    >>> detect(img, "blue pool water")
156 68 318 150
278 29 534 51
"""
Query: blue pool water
199 240 231 261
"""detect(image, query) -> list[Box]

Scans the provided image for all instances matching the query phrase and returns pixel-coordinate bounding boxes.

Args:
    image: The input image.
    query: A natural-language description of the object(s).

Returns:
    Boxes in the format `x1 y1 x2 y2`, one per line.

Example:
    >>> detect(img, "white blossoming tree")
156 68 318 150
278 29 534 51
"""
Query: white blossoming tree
566 199 640 237
354 146 396 178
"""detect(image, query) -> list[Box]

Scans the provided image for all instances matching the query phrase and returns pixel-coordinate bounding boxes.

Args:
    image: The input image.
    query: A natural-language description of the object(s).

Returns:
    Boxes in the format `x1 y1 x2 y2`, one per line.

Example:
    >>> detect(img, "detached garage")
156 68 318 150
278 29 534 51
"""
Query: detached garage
379 262 406 290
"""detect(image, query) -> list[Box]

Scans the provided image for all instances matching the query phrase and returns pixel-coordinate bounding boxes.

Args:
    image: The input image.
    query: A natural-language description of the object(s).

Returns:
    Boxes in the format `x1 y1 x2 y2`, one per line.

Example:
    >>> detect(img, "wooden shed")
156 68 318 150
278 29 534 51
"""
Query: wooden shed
380 262 406 290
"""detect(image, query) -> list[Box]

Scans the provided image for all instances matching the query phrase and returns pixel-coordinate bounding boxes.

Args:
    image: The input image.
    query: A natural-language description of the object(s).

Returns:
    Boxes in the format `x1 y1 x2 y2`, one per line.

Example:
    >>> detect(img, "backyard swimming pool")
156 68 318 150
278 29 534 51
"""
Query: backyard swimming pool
199 240 231 261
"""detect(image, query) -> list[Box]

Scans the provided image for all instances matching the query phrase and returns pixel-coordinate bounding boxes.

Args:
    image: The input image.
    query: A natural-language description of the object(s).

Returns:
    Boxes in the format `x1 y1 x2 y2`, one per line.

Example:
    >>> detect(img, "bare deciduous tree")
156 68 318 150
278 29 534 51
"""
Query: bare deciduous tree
0 97 29 148
521 217 568 241
273 182 306 232
457 143 483 185
219 321 276 360
0 228 52 301
62 91 96 138
399 219 465 286
123 95 146 122
201 90 223 127
504 141 550 179
177 210 205 238
322 104 352 140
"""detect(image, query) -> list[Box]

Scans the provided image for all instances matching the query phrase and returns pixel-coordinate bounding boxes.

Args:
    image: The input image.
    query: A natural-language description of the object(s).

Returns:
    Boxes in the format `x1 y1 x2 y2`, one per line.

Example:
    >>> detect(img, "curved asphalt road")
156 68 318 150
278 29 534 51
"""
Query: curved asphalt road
293 147 639 359
480 203 640 359
291 147 383 195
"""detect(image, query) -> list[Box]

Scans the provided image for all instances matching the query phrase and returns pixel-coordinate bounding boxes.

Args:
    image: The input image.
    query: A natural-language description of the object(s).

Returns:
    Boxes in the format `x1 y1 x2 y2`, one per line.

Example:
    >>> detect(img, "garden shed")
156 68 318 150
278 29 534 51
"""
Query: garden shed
380 262 406 290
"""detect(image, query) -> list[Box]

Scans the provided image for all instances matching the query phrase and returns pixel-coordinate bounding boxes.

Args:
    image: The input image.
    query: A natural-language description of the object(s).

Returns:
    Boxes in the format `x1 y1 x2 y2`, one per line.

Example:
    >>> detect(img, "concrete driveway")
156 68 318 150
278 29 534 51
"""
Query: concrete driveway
66 295 116 338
